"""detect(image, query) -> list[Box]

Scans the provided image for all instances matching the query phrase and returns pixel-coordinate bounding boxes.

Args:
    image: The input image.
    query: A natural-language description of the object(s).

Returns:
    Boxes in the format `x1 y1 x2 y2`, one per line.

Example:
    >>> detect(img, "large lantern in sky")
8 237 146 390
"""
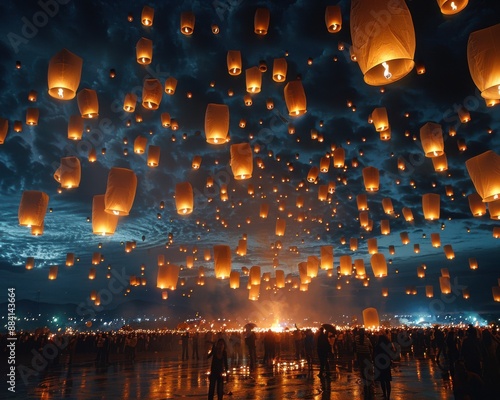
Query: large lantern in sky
254 8 270 35
467 23 500 101
422 193 440 220
272 58 287 82
320 245 333 270
92 195 118 235
18 191 49 227
136 37 153 65
77 89 99 118
325 5 342 33
437 0 468 15
180 11 195 35
350 0 415 86
465 151 500 202
229 271 240 289
141 5 154 26
371 253 387 277
104 167 137 216
230 143 253 179
468 192 487 216
227 50 242 76
54 157 81 189
246 66 262 93
284 80 307 116
420 122 444 157
371 107 389 131
67 115 83 140
175 182 194 215
214 245 231 279
362 166 380 192
157 264 179 290
142 78 162 109
205 103 229 144
48 49 82 100
362 308 379 328
275 218 286 236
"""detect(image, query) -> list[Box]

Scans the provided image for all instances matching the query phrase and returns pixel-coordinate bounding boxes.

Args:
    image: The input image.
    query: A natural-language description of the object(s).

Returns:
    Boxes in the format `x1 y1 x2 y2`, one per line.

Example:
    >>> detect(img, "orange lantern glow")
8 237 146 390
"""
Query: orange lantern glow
205 103 229 144
67 115 84 140
164 77 178 95
229 271 240 289
92 195 118 235
420 122 444 157
77 89 99 118
18 191 49 227
227 50 242 76
54 157 81 189
254 8 270 35
370 253 387 277
362 308 379 328
180 11 195 35
141 5 154 26
362 166 379 192
465 151 500 202
104 167 137 216
272 58 287 82
246 66 262 93
47 49 83 100
142 78 162 109
371 107 389 131
325 5 342 33
175 182 194 215
468 192 486 216
48 266 58 280
136 37 153 65
134 136 147 154
437 0 468 15
214 245 231 279
230 143 253 179
422 193 440 220
432 153 448 172
284 80 307 116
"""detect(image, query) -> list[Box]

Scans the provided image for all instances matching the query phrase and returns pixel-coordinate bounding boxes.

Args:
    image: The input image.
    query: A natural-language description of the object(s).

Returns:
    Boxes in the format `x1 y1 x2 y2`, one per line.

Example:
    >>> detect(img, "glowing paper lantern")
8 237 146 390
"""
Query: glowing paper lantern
164 77 177 95
307 256 319 278
417 265 425 278
77 89 98 118
350 238 358 251
92 195 118 235
372 107 389 131
229 271 240 289
25 257 35 270
161 112 171 128
227 50 242 76
54 157 81 189
254 8 270 35
141 5 154 26
333 148 345 168
175 182 194 215
488 200 500 219
276 270 285 288
272 58 287 82
443 244 455 259
31 223 44 236
123 93 137 112
400 232 410 245
147 145 160 167
437 0 468 15
439 276 451 294
136 37 153 65
371 253 387 278
426 286 434 298
320 246 333 270
467 23 500 100
431 233 441 248
230 143 253 179
0 118 8 144
18 191 49 227
469 258 478 270
47 49 82 100
142 79 162 110
382 198 394 214
362 308 379 328
325 5 342 33
192 155 202 169
468 192 487 216
350 0 415 86
214 245 231 279
380 220 390 235
362 166 379 192
260 203 269 218
420 122 444 157
66 115 84 141
157 264 179 290
367 238 378 254
249 284 260 300
246 66 262 93
48 266 58 280
205 103 229 144
465 151 500 202
493 287 500 302
180 11 195 35
134 136 147 154
275 218 286 236
422 193 440 220
66 253 75 267
26 108 39 125
356 194 368 211
104 167 137 216
284 80 307 116
339 255 352 276
432 154 448 172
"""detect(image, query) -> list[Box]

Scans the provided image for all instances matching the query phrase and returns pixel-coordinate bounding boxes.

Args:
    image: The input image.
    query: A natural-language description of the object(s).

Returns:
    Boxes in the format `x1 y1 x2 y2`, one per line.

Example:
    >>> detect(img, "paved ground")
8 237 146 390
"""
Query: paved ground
5 353 455 399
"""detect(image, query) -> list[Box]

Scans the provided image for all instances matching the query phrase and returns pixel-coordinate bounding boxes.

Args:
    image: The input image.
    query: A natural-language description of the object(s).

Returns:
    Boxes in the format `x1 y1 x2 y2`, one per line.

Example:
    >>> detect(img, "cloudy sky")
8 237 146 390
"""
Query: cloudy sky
0 0 499 326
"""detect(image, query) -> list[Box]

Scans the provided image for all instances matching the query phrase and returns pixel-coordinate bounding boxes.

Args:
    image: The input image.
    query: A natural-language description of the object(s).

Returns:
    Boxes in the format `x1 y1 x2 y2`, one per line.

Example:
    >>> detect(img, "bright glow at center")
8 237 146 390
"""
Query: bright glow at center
113 210 120 215
451 2 457 10
57 88 64 98
382 62 392 79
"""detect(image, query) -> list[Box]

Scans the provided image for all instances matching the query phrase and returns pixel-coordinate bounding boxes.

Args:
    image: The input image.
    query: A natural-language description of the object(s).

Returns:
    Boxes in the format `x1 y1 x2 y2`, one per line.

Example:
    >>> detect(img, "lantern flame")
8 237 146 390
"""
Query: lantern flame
451 2 457 10
382 62 392 80
57 88 64 98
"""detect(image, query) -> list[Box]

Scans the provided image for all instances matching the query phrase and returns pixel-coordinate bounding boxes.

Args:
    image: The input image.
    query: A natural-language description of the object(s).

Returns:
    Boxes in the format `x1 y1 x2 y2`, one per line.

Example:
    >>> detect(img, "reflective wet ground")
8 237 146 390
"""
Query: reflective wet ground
5 353 454 399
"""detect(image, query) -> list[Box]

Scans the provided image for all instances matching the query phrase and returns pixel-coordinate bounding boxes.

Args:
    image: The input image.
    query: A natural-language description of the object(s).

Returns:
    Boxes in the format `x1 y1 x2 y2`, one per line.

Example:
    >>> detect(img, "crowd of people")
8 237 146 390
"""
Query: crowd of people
2 324 499 399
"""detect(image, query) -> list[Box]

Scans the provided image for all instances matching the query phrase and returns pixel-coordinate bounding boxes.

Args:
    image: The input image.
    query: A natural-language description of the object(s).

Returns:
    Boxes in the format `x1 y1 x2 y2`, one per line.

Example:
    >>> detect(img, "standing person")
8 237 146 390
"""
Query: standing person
207 338 229 400
263 329 276 366
373 334 394 399
317 328 331 378
192 332 200 361
245 327 257 372
181 331 189 361
460 325 482 376
354 328 374 399
304 329 314 371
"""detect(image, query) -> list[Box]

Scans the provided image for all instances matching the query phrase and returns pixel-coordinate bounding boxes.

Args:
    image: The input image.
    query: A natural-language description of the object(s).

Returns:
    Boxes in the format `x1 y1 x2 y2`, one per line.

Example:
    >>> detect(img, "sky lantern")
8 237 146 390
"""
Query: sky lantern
67 115 84 141
246 66 262 93
488 199 500 219
13 120 22 133
157 264 179 290
123 93 137 112
426 285 434 298
254 7 270 35
417 265 425 278
318 185 328 201
54 157 81 189
350 0 415 86
92 195 118 235
468 192 486 216
134 136 147 154
236 239 247 256
333 148 345 168
371 253 387 278
362 308 379 328
402 207 414 222
260 203 269 218
214 245 231 279
249 284 260 300
492 227 500 238
307 256 319 278
26 108 39 125
325 5 342 33
420 122 444 157
284 80 307 116
382 198 394 214
465 151 500 202
161 112 171 128
88 147 97 163
359 211 369 227
469 257 478 270
439 276 451 294
147 145 160 167
77 89 99 118
380 219 390 235
422 193 440 220
157 255 165 266
141 5 154 26
175 182 194 215
400 232 410 245
320 156 330 173
443 244 455 259
88 267 96 280
356 194 368 211
467 23 500 101
65 253 75 267
275 270 285 288
371 107 389 131
227 50 242 76
205 103 229 144
272 58 287 82
432 153 448 172
354 259 366 278
493 287 500 302
142 78 162 109
136 37 153 65
229 271 240 289
31 223 44 236
25 257 35 270
47 49 82 100
350 237 358 251
180 11 195 35
18 190 49 227
339 255 352 276
164 77 178 95
307 166 319 183
320 245 333 270
431 233 441 247
230 143 253 179
249 266 261 285
192 155 202 169
48 266 58 280
367 238 378 255
437 0 468 15
104 167 137 216
298 262 310 284
0 118 8 142
275 218 286 236
362 166 379 192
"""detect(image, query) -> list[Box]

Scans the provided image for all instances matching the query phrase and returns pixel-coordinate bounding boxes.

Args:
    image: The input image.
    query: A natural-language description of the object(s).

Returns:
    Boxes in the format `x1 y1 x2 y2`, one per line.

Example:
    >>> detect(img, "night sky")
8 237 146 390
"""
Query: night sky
1 0 499 327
